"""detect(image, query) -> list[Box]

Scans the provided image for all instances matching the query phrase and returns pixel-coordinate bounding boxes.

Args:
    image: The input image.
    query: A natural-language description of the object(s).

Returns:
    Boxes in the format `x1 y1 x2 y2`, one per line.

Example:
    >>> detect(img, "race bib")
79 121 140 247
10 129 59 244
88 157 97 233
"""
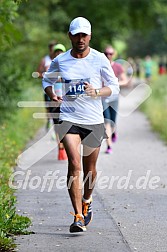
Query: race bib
64 78 90 98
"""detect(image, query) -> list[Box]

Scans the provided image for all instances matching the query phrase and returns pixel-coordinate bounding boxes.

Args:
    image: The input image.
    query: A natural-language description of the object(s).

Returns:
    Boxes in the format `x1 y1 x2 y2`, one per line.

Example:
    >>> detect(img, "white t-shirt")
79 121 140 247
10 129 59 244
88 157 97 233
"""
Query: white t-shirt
42 48 119 125
44 55 52 69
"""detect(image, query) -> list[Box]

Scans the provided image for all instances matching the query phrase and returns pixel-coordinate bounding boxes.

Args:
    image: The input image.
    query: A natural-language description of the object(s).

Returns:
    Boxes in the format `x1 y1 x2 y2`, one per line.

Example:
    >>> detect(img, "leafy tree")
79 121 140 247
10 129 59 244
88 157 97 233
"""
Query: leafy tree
126 0 167 57
0 0 23 119
0 0 21 49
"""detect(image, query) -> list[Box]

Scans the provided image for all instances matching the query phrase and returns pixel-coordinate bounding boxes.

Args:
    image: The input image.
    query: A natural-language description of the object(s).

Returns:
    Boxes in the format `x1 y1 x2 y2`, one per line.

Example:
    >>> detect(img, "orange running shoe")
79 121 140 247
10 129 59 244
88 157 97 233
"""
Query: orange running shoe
69 212 86 233
58 148 68 160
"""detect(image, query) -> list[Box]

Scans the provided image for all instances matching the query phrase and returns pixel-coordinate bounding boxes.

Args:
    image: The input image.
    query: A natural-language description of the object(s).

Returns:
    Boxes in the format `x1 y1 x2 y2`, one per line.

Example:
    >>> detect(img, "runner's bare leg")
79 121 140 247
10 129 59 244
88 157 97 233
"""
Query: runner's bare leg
82 146 100 200
63 134 82 214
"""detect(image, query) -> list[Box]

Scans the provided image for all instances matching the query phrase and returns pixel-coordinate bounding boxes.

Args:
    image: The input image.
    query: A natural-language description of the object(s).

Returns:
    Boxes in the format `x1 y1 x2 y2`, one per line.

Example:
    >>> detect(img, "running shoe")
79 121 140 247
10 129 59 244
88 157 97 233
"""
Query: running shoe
69 213 86 233
58 148 68 160
112 132 117 143
82 197 93 226
105 147 112 154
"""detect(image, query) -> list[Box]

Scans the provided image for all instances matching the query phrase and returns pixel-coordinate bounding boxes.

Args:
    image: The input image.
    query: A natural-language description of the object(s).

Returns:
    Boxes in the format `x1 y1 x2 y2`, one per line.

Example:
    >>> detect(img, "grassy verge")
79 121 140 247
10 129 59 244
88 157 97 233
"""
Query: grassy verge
141 74 167 143
0 84 45 251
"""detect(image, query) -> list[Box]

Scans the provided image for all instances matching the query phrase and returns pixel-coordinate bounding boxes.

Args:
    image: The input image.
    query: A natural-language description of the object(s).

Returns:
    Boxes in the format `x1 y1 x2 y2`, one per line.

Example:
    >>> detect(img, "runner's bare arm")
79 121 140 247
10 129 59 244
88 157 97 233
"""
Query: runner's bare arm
37 58 45 78
84 82 112 97
44 86 62 101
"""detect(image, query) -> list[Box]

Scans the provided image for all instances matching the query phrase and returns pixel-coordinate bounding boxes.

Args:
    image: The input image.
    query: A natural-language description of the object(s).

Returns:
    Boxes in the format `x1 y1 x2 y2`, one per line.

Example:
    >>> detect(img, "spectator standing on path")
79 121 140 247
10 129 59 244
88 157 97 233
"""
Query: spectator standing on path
158 56 166 75
103 46 127 154
135 57 141 79
51 44 68 160
37 40 57 131
143 55 153 83
42 17 119 233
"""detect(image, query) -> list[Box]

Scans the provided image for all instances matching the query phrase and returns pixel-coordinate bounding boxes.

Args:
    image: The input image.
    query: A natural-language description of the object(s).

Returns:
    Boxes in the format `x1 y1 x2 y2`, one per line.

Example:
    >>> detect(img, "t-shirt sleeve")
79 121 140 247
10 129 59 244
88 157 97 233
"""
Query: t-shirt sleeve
112 62 124 78
42 58 59 90
118 64 124 75
100 54 120 96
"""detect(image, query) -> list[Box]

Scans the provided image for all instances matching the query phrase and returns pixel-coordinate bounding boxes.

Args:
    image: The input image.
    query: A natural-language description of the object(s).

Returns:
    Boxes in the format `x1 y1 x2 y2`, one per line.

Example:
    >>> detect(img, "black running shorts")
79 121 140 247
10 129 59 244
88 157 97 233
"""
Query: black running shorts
54 121 107 148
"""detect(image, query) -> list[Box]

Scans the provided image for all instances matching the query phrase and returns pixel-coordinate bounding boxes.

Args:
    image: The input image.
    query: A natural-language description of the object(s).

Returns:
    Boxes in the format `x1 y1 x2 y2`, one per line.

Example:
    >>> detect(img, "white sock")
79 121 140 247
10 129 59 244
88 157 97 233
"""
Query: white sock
77 213 84 218
82 196 92 203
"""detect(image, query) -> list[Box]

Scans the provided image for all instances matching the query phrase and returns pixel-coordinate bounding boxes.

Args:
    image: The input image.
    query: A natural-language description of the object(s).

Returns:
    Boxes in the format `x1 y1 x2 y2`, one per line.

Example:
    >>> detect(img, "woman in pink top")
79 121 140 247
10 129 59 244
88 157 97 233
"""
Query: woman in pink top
103 46 127 154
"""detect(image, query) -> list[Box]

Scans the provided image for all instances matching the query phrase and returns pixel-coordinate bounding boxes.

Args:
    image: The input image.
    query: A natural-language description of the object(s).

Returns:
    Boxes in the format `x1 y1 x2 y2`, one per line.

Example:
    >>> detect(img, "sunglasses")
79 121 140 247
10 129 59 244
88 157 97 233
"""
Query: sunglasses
104 52 114 56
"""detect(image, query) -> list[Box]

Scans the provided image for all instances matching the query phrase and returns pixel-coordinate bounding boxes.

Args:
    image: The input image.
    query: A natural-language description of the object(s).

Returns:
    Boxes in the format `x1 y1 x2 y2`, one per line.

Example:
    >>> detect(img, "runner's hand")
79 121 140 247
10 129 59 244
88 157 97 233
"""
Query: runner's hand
84 82 96 97
52 95 62 102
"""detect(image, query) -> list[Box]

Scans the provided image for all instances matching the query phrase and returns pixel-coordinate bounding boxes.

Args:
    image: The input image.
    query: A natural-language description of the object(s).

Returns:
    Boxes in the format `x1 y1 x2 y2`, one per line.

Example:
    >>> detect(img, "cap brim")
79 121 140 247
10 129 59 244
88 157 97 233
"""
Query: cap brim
53 44 66 52
54 47 65 52
70 28 91 35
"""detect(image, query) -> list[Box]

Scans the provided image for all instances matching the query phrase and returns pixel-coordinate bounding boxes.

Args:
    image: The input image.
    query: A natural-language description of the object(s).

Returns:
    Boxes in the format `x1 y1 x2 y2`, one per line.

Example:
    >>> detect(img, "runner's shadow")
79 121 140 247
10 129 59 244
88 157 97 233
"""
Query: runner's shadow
34 231 84 237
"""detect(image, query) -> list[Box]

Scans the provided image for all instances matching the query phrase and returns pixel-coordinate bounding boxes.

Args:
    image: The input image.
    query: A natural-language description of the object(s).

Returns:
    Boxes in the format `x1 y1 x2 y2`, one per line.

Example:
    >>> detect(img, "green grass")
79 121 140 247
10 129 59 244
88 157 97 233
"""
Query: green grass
0 84 45 251
141 74 167 142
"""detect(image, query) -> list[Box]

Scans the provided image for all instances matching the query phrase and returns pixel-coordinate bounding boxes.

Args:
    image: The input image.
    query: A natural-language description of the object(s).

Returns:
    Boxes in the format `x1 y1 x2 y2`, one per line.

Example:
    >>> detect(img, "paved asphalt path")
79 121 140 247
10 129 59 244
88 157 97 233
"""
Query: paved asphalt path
15 85 167 252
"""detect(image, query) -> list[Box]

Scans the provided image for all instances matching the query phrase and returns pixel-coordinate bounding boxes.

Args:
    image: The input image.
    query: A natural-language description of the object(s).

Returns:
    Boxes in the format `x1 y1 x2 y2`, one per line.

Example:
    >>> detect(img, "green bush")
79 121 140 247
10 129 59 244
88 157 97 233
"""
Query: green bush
141 75 167 142
0 84 44 250
0 189 31 251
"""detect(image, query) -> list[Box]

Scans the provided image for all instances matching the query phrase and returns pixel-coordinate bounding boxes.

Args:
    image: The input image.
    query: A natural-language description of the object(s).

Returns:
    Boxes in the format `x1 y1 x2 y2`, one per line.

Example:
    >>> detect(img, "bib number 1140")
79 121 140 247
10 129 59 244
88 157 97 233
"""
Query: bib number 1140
69 83 85 93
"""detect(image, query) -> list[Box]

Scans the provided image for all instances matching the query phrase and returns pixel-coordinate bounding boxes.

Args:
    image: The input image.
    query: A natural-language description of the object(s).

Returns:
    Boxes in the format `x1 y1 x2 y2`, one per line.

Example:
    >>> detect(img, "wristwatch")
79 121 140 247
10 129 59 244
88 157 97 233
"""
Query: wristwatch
95 89 100 96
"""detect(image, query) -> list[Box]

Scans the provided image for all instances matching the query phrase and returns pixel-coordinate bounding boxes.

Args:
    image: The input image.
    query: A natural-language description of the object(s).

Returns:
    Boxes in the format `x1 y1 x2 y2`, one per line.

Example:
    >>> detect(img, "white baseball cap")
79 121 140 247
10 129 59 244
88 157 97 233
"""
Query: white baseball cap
69 17 91 35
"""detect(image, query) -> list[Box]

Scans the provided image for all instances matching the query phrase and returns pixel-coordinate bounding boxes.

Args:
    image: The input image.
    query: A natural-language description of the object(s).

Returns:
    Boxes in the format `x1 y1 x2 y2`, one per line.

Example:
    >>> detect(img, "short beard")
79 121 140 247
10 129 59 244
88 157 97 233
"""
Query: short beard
73 44 88 54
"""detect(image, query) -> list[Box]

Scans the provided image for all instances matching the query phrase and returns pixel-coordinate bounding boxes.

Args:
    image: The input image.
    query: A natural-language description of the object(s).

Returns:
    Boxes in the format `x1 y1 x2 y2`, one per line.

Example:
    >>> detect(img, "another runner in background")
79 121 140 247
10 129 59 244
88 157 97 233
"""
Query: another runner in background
52 44 68 160
103 46 127 154
37 40 57 131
